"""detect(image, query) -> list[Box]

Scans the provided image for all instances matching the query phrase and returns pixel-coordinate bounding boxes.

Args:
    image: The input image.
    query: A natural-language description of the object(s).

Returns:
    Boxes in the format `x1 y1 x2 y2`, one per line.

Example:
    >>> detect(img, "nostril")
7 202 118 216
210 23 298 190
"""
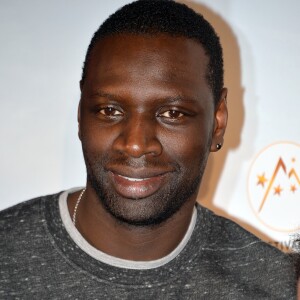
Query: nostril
113 131 162 158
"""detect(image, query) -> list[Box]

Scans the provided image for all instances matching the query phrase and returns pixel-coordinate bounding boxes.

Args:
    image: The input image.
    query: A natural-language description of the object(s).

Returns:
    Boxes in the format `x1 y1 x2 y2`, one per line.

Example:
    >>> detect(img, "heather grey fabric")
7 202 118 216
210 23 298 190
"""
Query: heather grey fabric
0 191 297 299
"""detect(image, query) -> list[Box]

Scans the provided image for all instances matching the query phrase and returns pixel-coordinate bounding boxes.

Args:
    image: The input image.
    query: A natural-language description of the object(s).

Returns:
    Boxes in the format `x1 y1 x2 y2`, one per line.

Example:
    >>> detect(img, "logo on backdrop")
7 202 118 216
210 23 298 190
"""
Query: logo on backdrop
248 142 300 232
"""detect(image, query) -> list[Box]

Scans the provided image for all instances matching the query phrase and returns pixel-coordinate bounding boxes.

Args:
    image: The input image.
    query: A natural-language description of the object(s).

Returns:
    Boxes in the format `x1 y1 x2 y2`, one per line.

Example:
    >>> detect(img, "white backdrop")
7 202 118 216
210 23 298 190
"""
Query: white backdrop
1 0 299 248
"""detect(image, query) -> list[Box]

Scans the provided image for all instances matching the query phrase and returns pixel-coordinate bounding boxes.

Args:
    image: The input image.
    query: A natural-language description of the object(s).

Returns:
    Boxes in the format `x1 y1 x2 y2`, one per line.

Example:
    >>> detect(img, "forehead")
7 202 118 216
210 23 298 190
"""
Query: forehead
84 33 212 101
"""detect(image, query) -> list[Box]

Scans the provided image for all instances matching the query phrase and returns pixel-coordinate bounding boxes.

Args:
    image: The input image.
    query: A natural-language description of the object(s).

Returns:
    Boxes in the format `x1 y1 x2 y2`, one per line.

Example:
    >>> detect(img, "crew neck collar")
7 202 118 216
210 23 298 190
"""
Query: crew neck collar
58 188 197 270
43 189 205 286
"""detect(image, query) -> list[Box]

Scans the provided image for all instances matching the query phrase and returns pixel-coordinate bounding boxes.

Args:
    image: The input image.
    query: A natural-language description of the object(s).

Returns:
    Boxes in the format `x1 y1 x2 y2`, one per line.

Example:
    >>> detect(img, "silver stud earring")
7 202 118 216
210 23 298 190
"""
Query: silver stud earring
216 143 222 150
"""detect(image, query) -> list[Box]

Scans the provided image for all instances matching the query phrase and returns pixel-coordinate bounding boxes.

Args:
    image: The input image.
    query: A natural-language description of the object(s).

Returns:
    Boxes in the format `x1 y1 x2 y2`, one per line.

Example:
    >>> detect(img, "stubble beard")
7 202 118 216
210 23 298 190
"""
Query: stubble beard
83 148 209 227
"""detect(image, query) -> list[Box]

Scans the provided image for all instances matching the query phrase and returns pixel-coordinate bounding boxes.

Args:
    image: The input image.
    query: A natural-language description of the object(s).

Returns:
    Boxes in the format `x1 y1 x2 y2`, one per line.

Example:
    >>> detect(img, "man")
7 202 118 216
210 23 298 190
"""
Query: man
0 0 296 298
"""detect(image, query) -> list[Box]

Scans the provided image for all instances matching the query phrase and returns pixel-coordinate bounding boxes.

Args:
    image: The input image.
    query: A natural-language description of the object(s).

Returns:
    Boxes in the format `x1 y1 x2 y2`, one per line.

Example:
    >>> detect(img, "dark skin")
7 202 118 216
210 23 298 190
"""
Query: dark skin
68 34 228 261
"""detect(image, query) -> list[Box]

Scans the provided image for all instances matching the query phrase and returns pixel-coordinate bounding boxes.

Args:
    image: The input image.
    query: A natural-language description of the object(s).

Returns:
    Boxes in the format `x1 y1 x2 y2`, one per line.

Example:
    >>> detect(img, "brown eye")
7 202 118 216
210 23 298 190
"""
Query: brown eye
99 107 123 116
160 110 184 119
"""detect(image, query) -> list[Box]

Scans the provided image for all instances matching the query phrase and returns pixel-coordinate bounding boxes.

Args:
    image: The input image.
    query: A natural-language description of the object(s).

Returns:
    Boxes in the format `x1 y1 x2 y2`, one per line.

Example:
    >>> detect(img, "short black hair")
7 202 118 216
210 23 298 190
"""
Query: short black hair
82 0 224 104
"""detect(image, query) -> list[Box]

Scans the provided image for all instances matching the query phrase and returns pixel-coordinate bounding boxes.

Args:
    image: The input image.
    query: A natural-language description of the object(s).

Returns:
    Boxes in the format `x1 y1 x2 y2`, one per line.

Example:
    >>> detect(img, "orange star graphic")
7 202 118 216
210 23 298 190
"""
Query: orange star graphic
257 173 268 187
291 184 297 193
274 185 283 196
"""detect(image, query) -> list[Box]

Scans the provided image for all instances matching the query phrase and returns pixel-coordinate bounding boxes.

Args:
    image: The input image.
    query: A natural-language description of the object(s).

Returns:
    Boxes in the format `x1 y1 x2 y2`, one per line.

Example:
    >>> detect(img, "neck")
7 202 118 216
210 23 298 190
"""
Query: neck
68 187 196 261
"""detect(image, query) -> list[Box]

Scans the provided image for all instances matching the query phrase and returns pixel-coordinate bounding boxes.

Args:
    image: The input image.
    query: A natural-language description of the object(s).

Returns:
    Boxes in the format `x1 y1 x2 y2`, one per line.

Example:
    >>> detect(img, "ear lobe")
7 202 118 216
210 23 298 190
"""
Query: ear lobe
210 88 228 152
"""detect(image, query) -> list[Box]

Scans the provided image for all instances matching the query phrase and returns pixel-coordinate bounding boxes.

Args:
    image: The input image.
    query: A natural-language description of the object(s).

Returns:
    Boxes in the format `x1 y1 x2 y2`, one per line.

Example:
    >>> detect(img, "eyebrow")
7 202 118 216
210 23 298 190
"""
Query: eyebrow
91 90 199 105
91 91 118 101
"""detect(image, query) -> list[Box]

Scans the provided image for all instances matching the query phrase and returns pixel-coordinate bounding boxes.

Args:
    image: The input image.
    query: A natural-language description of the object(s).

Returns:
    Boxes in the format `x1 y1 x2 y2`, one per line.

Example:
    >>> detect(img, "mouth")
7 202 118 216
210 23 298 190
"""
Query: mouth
108 171 170 199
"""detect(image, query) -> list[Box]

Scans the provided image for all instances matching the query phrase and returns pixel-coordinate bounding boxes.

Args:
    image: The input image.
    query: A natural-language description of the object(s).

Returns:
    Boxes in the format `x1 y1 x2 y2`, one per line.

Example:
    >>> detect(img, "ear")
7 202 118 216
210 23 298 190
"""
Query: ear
79 80 83 92
210 88 228 152
77 100 82 141
78 81 83 141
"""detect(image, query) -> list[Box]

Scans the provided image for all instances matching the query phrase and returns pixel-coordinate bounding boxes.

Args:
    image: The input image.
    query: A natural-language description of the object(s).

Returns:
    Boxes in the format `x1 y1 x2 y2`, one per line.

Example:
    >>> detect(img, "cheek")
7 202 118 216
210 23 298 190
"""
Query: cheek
159 125 210 165
80 120 116 156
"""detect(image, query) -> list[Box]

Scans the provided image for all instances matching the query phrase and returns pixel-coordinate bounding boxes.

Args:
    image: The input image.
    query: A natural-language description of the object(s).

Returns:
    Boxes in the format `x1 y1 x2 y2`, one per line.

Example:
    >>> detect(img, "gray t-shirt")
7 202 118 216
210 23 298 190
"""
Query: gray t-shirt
0 190 297 299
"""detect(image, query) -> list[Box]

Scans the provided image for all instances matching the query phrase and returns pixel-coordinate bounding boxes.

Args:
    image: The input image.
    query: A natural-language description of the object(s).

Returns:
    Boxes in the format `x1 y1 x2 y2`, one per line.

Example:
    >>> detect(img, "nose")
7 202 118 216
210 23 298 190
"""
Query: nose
112 114 162 158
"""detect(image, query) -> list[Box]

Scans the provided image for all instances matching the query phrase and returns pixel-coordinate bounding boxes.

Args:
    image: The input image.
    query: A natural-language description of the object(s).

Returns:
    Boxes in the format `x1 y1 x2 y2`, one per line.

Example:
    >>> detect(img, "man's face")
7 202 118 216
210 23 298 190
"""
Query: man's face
79 34 225 226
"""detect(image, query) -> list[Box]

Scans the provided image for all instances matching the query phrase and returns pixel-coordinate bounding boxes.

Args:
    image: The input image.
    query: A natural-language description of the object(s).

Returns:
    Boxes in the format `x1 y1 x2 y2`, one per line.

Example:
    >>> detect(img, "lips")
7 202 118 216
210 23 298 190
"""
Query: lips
108 171 169 199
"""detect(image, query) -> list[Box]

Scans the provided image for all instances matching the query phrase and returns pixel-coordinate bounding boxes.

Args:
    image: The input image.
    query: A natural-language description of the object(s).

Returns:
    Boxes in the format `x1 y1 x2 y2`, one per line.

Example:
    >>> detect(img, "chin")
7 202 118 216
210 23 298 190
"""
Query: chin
88 171 201 227
100 196 184 227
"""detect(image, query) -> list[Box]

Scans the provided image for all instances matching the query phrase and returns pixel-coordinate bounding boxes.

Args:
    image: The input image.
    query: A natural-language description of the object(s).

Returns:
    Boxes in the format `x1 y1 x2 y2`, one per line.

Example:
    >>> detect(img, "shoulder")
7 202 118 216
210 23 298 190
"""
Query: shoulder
197 205 260 247
197 204 266 246
193 205 297 296
0 192 62 236
195 204 295 267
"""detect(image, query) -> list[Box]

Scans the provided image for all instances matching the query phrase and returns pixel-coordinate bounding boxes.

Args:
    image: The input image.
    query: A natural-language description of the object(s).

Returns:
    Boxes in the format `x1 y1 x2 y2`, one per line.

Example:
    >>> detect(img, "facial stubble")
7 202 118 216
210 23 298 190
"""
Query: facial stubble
82 144 210 227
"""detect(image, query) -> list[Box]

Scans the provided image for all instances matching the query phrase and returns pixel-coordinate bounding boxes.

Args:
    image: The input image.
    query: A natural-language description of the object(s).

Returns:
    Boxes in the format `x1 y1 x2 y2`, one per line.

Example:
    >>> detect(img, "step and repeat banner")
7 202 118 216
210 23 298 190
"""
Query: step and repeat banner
0 1 299 249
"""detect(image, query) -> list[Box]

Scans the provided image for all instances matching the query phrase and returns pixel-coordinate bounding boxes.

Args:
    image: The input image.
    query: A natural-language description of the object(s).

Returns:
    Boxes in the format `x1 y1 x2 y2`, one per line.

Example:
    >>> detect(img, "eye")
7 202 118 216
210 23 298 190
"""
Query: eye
99 107 123 117
159 110 184 119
